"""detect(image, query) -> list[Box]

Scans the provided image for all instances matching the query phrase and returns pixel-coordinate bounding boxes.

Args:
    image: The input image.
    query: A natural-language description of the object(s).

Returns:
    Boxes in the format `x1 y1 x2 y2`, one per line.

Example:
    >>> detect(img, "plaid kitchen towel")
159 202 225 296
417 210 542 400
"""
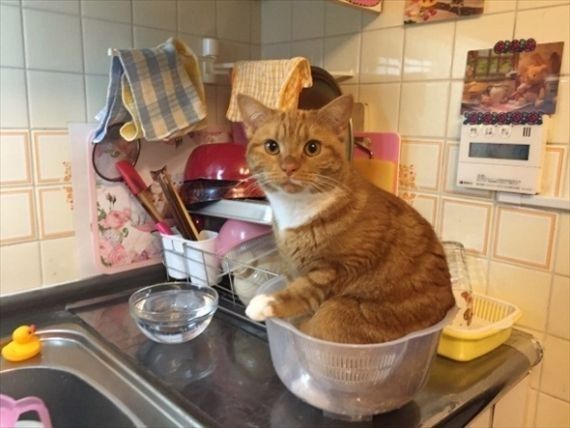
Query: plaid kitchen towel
93 38 207 143
226 58 313 122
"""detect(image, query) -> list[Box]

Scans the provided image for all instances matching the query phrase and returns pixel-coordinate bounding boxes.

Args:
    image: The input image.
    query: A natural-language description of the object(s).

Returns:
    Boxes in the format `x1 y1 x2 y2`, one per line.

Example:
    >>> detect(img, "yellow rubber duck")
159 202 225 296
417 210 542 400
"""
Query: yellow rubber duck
1 324 41 362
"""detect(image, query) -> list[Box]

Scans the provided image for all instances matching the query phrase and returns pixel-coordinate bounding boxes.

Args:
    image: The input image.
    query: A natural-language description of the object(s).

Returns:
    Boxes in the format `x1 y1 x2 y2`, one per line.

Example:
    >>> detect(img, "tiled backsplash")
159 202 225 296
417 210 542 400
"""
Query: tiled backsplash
0 0 261 294
259 0 569 426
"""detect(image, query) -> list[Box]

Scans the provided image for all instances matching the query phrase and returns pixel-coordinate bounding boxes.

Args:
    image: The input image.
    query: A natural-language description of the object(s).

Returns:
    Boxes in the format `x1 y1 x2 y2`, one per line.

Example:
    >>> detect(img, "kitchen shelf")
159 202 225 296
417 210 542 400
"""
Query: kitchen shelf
189 199 273 225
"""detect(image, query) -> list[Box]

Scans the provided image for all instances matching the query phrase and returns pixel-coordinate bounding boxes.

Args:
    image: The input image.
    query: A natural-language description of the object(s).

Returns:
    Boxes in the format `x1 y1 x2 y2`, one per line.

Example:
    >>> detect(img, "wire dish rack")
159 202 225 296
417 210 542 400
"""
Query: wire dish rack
160 232 284 321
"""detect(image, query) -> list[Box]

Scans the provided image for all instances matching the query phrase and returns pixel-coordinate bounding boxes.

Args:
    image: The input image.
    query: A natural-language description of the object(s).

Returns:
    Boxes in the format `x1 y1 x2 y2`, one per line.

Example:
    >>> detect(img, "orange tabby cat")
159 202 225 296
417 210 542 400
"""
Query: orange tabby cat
238 94 455 344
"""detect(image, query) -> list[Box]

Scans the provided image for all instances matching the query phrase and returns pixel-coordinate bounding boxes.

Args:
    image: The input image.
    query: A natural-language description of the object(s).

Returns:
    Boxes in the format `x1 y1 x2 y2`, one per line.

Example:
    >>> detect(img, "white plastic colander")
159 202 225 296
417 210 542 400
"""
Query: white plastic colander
258 276 455 421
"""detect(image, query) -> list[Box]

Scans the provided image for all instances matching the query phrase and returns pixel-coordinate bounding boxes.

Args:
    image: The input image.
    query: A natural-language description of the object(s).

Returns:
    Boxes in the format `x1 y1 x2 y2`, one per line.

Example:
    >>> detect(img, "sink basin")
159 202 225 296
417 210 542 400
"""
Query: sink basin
2 368 135 428
0 323 205 427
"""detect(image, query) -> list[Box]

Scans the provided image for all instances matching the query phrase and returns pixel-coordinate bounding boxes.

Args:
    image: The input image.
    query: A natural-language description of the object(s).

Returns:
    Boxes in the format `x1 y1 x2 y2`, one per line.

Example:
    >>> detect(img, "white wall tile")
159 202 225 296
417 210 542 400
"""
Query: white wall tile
40 236 78 285
219 41 251 63
362 0 404 30
251 1 261 44
484 0 516 14
0 5 24 67
493 206 557 270
22 0 79 14
554 213 569 276
440 197 492 255
551 78 569 144
0 67 29 128
83 18 132 74
23 9 83 72
262 0 292 44
325 0 360 36
0 189 36 244
400 139 442 190
36 186 74 239
0 131 31 186
261 42 291 60
488 261 551 331
360 27 404 83
85 74 108 121
32 131 70 184
452 13 515 79
0 242 42 295
493 378 530 428
133 26 173 48
27 70 86 128
518 0 570 9
399 81 449 138
217 0 251 43
467 407 491 428
535 392 570 428
540 335 570 401
178 0 216 37
443 144 493 198
251 44 261 60
178 33 202 58
542 146 567 197
403 21 454 80
409 194 438 226
81 0 131 23
525 388 538 428
291 39 324 67
324 33 361 83
340 83 358 100
133 0 176 31
562 153 570 201
359 83 400 132
548 275 570 340
515 5 570 75
293 0 324 40
447 81 463 140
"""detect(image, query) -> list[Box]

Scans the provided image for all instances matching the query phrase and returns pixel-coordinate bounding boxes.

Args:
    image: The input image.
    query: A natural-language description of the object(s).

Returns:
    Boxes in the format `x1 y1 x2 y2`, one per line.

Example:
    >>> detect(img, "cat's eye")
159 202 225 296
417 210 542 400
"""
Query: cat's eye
264 139 280 155
304 140 321 157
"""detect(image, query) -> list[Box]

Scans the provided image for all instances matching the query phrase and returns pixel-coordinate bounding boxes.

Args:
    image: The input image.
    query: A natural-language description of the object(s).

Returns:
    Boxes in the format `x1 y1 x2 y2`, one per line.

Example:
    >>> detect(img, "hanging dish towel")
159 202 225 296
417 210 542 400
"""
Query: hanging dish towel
226 58 313 122
93 37 207 143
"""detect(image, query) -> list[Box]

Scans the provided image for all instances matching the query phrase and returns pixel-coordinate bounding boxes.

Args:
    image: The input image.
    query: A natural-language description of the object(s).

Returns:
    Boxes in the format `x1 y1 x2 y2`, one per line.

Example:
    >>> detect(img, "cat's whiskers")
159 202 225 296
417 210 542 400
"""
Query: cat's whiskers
306 173 351 195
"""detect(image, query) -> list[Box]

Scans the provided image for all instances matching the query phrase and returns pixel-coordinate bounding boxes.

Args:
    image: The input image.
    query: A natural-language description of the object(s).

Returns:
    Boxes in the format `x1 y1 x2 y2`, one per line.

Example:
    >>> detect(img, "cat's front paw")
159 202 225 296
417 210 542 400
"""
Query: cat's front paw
245 294 276 321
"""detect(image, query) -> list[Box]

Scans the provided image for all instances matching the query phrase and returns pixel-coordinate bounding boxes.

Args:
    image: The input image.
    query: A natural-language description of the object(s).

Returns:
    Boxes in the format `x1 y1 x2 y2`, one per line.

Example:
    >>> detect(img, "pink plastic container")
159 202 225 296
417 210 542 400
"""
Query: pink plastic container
0 394 52 428
215 219 272 257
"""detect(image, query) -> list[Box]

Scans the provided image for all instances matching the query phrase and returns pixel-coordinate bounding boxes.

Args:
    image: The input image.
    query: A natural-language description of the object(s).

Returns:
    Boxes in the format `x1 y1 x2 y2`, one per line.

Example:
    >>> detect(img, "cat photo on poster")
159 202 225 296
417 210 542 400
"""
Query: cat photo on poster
461 42 564 115
404 0 484 24
331 0 382 13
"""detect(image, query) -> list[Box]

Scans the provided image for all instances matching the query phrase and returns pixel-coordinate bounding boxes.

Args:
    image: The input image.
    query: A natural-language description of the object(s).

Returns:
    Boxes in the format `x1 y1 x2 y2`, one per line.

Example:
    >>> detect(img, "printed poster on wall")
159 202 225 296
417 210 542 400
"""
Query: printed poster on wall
461 42 564 114
404 0 484 24
331 0 382 13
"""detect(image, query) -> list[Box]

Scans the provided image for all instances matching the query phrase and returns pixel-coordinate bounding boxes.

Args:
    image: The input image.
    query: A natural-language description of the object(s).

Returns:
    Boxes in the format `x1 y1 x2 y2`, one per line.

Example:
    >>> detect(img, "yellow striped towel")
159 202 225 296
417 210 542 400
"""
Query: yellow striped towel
226 58 313 122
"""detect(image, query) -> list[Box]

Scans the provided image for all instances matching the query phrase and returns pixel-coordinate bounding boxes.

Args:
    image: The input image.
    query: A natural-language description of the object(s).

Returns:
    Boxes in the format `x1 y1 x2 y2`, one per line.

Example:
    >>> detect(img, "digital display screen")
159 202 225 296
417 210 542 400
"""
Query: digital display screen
469 143 530 160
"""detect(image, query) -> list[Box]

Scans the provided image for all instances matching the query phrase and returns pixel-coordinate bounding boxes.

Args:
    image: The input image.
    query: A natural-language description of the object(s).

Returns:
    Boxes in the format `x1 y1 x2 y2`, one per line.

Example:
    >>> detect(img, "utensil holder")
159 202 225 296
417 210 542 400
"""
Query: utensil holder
161 231 220 286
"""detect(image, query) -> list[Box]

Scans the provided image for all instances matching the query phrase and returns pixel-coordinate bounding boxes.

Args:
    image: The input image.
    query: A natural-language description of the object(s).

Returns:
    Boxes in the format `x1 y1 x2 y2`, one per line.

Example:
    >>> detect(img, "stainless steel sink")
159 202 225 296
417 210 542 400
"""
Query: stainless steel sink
0 323 203 428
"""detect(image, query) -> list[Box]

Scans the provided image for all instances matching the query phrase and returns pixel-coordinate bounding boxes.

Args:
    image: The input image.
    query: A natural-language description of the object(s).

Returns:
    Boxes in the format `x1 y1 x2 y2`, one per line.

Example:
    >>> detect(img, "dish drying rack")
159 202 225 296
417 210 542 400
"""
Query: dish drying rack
161 232 282 323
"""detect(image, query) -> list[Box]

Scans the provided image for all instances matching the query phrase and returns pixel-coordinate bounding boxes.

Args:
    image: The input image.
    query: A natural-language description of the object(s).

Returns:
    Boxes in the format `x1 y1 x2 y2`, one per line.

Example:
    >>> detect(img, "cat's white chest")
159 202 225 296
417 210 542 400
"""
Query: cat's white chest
266 190 338 231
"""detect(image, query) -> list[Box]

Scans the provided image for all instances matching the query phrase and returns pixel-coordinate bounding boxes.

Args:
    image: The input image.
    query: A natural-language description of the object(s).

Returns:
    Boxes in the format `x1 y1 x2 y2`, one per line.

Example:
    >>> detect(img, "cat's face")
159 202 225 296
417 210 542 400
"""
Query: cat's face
237 95 353 195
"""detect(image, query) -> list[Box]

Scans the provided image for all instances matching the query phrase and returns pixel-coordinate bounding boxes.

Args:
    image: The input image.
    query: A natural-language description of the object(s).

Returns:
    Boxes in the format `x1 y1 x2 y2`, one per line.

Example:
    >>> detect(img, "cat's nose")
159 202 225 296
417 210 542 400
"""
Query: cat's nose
281 159 299 176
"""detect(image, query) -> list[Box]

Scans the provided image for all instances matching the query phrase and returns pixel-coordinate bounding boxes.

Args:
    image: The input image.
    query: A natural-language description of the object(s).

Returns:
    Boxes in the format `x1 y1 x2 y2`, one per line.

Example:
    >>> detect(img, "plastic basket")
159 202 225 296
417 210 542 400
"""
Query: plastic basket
437 293 521 362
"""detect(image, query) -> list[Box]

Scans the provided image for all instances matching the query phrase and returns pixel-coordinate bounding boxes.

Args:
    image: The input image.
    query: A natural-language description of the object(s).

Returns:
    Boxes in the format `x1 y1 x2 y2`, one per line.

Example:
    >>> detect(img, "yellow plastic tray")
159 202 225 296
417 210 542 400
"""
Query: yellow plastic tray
437 293 521 362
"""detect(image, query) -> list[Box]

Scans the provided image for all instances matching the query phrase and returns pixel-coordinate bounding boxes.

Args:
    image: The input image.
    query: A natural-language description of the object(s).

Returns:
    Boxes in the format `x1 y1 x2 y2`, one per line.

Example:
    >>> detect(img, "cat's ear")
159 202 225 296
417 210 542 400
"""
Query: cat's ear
316 95 353 132
237 94 274 136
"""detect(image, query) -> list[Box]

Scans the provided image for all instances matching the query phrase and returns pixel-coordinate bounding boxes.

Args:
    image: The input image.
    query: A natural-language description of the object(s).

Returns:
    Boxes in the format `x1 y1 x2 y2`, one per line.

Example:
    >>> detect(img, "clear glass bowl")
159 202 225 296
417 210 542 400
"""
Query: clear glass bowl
129 282 218 344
